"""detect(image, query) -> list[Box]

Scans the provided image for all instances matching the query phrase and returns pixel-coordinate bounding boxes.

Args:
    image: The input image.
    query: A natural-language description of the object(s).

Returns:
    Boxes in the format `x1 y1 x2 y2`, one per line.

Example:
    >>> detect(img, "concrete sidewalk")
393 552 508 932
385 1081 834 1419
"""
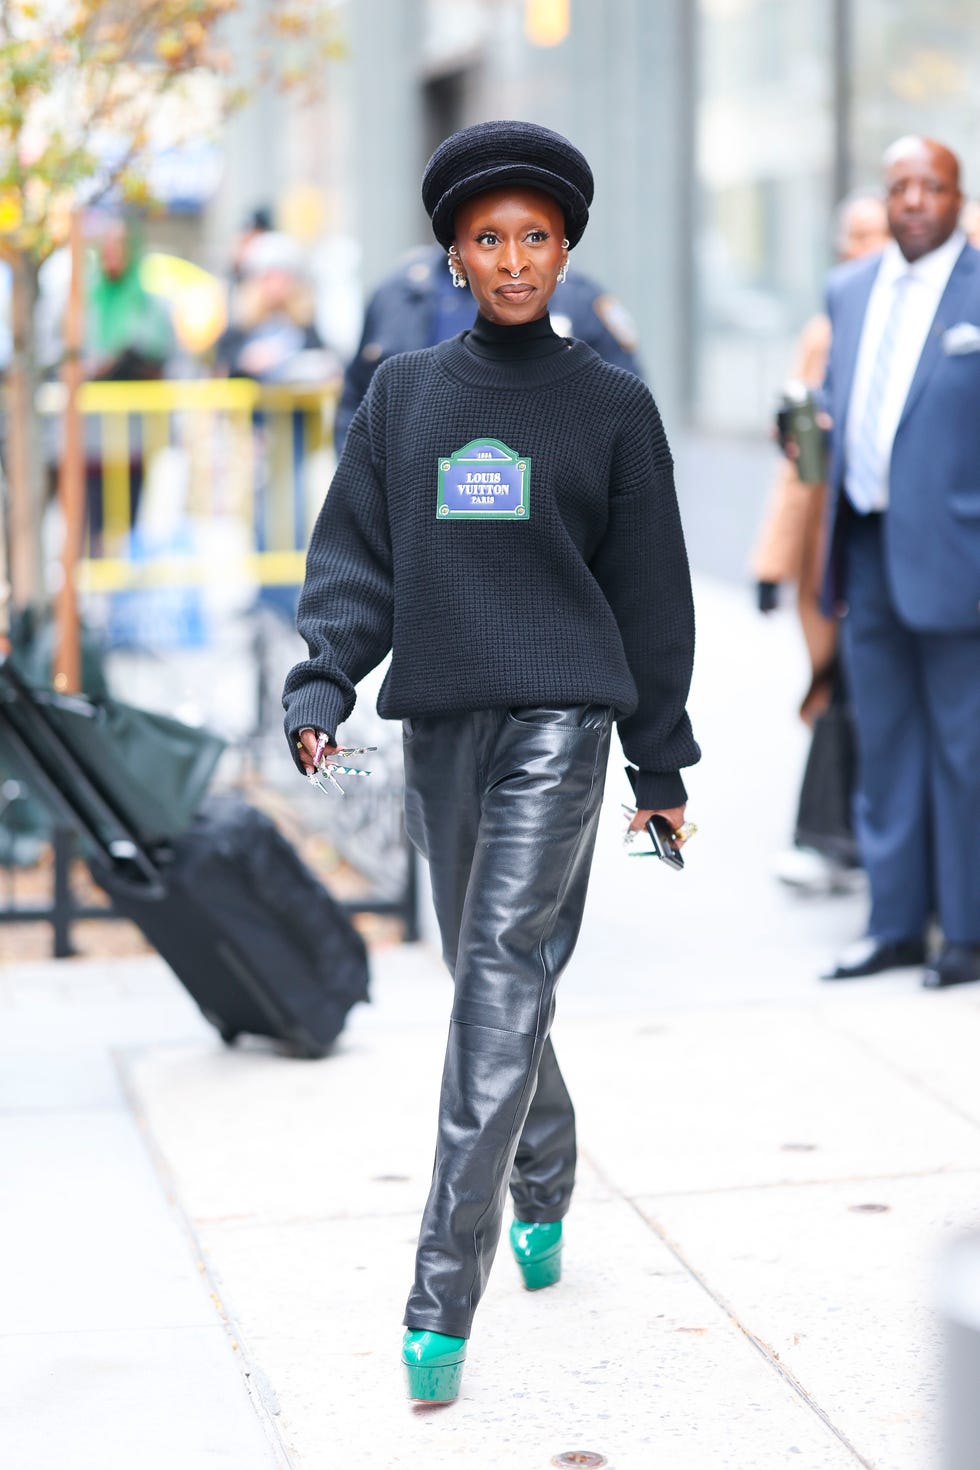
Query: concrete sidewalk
3 577 979 1469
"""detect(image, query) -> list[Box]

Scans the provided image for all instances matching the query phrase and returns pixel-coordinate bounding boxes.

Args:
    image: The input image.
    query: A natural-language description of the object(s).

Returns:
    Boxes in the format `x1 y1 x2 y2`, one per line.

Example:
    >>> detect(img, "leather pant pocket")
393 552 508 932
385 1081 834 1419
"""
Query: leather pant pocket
507 703 609 732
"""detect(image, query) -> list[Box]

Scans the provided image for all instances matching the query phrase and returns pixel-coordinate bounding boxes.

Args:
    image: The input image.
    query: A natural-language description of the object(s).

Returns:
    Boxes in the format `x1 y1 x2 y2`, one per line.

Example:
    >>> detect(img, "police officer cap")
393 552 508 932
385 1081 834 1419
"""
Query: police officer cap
422 120 593 250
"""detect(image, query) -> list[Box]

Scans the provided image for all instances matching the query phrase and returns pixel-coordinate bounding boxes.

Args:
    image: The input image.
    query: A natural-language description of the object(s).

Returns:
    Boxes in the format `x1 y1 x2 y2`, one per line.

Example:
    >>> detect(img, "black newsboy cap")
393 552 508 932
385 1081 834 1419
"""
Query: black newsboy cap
422 120 593 249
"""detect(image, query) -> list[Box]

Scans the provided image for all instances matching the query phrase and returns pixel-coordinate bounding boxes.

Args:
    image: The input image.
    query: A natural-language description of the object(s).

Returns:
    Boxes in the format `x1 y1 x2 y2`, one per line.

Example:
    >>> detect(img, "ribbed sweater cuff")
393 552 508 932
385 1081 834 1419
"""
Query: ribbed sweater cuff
283 682 348 771
630 768 688 810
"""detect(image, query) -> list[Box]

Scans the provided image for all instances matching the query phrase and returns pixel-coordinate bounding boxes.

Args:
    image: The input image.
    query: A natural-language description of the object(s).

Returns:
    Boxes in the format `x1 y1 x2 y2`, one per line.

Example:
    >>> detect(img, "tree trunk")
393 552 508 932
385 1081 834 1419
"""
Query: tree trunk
4 255 45 615
0 456 11 650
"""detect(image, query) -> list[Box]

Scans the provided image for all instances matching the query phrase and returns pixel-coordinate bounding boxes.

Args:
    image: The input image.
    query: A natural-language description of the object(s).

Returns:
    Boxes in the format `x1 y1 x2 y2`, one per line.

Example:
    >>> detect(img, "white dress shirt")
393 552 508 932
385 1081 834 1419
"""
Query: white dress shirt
845 229 966 511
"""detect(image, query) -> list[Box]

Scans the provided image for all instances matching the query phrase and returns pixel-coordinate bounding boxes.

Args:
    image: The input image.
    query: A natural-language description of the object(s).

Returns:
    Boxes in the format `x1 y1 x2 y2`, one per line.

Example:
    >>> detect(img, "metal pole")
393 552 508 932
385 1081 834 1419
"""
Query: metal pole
676 0 698 415
54 209 85 695
52 826 75 959
937 1231 980 1468
0 457 10 652
832 0 852 203
4 255 42 611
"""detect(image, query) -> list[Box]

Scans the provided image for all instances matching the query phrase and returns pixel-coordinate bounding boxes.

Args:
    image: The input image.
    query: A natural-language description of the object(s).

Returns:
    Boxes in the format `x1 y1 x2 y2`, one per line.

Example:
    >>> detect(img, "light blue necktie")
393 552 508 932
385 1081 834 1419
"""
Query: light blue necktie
847 273 913 513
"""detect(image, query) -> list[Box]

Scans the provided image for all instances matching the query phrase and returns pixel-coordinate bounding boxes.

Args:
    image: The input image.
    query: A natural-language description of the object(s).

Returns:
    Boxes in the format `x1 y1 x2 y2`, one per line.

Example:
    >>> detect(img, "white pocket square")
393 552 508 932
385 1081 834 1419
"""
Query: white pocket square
941 322 980 355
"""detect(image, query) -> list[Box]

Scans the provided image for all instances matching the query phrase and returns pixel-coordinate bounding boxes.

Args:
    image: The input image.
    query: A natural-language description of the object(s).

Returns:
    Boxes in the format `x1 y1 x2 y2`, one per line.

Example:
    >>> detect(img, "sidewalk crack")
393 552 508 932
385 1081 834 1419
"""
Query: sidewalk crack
111 1046 298 1470
581 1147 876 1470
819 1012 980 1136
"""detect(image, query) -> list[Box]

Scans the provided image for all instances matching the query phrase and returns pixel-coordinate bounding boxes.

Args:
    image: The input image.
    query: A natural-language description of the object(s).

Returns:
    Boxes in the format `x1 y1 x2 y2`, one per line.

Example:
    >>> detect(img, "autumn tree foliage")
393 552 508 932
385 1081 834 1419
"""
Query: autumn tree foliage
0 0 341 616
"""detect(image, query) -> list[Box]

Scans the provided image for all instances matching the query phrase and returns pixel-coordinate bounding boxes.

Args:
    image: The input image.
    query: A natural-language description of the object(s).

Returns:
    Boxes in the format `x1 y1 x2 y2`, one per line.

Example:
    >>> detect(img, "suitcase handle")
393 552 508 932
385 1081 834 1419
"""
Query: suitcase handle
0 654 166 893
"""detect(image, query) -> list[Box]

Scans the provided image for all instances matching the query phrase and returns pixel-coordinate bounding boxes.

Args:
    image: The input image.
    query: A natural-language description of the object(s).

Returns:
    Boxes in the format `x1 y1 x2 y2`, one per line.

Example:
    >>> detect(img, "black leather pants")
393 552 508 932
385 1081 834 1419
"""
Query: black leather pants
401 705 612 1338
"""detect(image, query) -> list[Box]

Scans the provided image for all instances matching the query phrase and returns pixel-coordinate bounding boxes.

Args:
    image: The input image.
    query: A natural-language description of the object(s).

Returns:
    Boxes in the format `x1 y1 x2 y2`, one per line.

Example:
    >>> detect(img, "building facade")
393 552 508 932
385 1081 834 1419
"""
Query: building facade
330 0 980 440
209 0 980 576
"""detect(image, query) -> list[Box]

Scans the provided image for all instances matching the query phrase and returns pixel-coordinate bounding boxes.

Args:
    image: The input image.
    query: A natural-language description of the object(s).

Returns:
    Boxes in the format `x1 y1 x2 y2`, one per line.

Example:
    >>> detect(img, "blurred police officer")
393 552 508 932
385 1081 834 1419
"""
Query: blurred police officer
335 243 641 452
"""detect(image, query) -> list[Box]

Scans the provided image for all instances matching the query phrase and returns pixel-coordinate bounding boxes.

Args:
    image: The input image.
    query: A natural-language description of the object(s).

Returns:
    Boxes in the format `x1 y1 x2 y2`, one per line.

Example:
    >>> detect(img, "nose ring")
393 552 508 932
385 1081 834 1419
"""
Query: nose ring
509 269 521 278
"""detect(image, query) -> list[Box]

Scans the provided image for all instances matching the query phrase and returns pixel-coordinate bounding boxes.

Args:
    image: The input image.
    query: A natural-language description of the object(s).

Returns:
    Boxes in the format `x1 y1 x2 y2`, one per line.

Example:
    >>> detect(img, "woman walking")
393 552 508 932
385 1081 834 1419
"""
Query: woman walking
283 120 700 1402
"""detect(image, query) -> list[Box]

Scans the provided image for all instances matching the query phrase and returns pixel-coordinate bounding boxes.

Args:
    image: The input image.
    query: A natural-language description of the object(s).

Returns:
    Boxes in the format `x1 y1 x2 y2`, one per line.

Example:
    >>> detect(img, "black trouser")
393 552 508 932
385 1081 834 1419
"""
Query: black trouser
401 705 612 1339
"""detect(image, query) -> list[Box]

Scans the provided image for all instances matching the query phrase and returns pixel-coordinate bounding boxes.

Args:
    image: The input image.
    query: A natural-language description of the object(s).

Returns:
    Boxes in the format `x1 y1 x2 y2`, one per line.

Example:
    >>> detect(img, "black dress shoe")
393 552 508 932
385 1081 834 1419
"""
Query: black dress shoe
922 943 980 989
822 936 927 981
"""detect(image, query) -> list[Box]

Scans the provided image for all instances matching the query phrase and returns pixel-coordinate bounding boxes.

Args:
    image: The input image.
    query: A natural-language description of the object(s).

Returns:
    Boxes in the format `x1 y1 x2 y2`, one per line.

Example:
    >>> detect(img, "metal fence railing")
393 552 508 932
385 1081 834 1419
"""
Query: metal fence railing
38 377 337 595
1 378 420 956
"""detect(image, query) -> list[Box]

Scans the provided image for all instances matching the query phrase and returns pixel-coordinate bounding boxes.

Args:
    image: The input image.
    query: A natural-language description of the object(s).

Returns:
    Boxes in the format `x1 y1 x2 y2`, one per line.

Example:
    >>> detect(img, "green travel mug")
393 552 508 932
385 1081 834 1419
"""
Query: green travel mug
777 380 827 485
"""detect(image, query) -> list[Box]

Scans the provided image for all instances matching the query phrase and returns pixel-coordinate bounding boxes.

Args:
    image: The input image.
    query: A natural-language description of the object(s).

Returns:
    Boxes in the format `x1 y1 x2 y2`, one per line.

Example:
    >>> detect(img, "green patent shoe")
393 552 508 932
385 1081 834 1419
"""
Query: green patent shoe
401 1329 467 1402
509 1219 563 1290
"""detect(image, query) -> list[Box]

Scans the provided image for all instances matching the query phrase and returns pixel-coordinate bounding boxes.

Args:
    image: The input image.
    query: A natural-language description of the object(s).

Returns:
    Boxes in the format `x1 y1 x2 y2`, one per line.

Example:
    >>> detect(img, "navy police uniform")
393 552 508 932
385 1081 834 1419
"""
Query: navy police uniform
335 244 641 453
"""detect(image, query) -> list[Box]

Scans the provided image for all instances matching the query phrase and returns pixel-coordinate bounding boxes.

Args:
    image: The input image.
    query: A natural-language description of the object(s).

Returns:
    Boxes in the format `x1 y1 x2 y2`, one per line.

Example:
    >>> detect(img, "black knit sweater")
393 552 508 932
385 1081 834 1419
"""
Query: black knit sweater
283 317 700 808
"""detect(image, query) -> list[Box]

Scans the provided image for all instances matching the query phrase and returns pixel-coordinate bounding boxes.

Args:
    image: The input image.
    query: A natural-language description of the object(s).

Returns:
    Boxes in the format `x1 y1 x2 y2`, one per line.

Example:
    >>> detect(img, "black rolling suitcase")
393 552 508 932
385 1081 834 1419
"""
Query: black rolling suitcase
0 655 368 1057
94 797 369 1058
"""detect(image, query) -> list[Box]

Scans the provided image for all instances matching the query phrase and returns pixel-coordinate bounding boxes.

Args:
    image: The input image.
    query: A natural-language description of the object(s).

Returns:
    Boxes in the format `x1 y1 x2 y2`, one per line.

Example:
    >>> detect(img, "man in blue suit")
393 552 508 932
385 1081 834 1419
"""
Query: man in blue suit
819 137 980 987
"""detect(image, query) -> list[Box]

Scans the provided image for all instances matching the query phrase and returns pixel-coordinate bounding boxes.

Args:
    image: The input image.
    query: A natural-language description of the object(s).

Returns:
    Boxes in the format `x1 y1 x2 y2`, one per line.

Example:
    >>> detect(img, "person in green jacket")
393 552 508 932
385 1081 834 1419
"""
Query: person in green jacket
83 217 174 553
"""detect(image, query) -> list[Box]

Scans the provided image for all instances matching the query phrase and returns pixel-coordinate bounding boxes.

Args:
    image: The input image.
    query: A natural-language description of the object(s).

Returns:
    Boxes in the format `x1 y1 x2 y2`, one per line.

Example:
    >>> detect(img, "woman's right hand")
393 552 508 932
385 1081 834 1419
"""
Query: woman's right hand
296 727 339 773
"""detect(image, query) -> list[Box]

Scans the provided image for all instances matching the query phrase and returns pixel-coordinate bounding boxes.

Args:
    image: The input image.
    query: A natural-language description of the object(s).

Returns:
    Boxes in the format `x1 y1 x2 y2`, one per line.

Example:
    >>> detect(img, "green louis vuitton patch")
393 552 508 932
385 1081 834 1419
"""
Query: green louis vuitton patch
436 439 530 520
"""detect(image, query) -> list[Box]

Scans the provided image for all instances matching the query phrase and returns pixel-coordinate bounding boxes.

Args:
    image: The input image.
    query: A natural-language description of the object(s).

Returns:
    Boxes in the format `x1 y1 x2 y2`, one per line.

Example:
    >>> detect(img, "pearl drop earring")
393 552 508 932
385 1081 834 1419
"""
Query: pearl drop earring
447 245 467 289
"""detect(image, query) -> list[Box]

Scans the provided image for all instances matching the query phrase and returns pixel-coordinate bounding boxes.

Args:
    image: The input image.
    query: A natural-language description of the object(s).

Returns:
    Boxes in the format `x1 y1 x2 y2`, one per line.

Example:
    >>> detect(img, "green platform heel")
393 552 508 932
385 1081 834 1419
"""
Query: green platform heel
402 1329 467 1402
509 1219 563 1290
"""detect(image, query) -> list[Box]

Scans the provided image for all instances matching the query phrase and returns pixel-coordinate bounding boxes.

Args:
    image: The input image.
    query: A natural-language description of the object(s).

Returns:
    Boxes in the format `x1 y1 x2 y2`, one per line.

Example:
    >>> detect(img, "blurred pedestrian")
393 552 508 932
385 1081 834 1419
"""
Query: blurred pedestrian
214 231 338 384
961 198 980 247
817 136 980 987
213 230 340 625
754 191 888 893
84 217 174 551
282 120 700 1400
227 205 274 286
334 242 642 453
86 218 173 382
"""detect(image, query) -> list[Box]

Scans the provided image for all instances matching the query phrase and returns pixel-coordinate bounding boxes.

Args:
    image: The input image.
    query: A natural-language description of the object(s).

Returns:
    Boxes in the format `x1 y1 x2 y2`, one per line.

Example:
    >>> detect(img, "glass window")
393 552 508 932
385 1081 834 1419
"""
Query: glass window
694 0 835 430
851 2 980 193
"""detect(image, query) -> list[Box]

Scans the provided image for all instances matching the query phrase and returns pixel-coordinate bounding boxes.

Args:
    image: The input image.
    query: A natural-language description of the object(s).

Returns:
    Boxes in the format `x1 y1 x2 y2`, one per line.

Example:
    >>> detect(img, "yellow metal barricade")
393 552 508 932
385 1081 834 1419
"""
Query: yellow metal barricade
39 378 338 599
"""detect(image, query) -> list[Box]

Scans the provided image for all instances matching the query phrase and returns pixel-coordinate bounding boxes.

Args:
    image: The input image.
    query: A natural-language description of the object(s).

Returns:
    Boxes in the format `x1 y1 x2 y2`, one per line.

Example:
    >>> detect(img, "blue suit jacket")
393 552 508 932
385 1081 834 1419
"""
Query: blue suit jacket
823 241 980 632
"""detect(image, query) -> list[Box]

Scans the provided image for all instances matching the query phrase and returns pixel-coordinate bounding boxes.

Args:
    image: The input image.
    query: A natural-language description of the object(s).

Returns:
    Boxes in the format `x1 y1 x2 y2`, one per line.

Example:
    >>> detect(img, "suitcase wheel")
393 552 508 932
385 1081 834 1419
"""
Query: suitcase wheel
201 1009 241 1047
286 1037 332 1061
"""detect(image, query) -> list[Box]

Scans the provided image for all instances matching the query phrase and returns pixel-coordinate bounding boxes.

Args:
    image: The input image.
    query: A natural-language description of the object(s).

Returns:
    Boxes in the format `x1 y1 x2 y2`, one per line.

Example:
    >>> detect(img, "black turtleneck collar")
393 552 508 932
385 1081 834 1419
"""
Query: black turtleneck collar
463 312 568 362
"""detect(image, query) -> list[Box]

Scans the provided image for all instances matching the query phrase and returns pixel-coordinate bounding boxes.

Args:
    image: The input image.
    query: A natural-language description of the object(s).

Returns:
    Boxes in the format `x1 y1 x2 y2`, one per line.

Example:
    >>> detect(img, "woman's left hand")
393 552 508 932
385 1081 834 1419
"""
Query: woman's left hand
628 804 688 843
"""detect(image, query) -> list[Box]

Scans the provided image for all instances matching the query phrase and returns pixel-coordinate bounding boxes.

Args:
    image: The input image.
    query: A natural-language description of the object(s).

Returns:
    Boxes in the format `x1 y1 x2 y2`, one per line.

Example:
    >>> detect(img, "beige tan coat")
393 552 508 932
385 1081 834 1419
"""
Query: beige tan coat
752 313 837 715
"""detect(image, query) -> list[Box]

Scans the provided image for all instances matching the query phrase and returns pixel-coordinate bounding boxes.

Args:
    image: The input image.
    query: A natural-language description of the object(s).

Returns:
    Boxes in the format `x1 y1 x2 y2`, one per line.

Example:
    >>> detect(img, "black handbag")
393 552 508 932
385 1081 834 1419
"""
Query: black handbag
793 698 858 865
